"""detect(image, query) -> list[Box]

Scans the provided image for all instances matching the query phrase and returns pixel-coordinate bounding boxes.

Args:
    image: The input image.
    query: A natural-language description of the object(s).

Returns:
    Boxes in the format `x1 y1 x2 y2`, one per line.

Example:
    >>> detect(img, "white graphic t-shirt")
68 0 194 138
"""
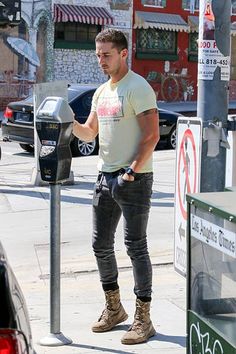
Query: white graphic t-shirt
91 70 157 173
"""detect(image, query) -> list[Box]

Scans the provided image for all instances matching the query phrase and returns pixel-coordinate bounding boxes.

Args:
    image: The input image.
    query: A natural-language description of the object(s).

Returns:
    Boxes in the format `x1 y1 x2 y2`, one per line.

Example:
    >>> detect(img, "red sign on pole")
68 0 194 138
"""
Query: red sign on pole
174 118 202 276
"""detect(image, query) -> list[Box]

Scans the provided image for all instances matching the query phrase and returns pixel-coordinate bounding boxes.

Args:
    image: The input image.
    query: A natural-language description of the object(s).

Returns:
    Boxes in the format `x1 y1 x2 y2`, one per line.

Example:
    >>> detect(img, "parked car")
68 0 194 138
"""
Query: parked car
0 241 34 354
158 108 181 149
1 84 181 156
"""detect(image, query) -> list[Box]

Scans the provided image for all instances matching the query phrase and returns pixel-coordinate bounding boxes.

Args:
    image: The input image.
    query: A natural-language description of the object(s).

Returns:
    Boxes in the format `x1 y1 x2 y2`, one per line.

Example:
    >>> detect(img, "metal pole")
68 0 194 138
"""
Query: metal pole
197 0 231 192
39 182 72 346
50 183 61 334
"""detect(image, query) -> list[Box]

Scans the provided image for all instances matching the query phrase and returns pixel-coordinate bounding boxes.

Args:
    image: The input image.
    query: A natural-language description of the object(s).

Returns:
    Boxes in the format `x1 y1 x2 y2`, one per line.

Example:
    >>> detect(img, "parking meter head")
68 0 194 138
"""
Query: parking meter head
36 97 74 183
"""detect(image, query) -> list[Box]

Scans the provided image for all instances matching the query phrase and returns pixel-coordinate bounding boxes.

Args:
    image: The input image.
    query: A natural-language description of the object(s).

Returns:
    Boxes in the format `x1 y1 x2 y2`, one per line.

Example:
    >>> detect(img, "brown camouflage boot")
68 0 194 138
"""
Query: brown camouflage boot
92 289 128 332
121 299 156 344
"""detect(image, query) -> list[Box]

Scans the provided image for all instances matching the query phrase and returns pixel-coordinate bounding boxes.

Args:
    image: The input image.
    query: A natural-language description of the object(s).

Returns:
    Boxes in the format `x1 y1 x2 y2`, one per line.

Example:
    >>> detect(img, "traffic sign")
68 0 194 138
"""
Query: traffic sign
174 117 202 276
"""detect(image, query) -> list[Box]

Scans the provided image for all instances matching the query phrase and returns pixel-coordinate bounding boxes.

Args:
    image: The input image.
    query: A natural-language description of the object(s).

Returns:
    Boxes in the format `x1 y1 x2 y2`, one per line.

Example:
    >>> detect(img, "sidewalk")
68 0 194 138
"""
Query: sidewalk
0 146 186 354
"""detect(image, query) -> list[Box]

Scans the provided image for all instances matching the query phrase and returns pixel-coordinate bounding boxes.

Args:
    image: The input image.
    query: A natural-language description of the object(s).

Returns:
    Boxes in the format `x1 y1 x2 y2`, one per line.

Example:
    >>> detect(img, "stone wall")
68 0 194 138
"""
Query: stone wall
52 0 133 84
54 49 107 84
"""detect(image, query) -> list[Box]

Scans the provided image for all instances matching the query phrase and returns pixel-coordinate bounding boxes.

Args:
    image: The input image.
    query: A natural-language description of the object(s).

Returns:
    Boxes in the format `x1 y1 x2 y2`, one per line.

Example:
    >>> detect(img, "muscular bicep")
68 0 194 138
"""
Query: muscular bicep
136 109 160 142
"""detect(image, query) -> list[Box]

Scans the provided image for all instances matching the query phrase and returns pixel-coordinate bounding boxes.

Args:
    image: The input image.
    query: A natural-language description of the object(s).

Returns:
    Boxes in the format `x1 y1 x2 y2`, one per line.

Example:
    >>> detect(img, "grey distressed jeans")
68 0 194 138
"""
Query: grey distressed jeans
92 169 153 298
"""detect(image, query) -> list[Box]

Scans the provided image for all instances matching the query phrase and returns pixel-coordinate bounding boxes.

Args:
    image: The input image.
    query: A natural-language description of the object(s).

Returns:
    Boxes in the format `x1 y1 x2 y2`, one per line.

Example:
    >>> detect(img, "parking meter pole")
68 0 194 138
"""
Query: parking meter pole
197 0 231 192
50 182 61 335
36 97 74 347
39 182 72 347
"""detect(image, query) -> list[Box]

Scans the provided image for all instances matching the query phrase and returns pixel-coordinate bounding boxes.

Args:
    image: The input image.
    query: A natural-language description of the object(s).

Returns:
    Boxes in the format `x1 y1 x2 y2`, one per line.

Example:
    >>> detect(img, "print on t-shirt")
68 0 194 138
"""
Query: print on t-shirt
97 96 124 122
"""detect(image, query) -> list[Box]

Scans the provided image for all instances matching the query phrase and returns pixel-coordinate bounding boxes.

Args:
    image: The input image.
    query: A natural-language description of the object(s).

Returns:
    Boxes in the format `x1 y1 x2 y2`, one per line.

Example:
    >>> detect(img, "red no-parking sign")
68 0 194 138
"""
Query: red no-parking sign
174 118 202 276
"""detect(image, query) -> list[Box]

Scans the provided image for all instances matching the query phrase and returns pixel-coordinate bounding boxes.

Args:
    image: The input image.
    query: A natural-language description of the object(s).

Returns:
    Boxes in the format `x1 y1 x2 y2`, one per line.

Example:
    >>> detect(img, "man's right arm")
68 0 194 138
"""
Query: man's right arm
73 111 98 142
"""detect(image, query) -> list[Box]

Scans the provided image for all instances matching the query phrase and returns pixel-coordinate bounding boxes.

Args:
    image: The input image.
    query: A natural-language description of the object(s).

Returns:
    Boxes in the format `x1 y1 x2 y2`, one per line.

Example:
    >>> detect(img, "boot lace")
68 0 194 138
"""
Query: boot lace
98 307 111 322
129 302 148 334
105 291 119 310
98 291 120 322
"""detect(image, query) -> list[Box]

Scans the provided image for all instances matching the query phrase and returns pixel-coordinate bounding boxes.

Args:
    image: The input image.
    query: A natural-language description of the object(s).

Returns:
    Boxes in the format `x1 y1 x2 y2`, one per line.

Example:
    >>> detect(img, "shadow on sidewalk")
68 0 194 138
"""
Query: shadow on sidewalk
69 342 134 354
151 191 174 208
154 332 186 347
0 187 93 206
0 185 175 208
68 331 186 353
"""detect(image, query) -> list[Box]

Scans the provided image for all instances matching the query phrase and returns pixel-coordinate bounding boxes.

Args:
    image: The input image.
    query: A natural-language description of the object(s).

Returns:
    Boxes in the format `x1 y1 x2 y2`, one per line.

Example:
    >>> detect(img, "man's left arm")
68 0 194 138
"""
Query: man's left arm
123 108 160 181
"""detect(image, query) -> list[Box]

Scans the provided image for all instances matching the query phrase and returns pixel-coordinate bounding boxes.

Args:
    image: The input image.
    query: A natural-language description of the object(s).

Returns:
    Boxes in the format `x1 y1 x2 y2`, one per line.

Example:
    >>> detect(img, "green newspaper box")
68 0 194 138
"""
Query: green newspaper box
186 191 236 354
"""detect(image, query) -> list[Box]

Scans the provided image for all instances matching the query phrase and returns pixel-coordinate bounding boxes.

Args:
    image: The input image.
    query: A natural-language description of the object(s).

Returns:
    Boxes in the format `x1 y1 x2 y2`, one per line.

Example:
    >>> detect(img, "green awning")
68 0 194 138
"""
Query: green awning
134 11 190 32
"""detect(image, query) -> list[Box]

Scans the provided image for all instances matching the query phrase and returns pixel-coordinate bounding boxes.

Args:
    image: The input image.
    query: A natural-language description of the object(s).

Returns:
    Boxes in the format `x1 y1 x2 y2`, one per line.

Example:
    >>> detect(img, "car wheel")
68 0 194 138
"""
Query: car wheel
70 136 98 157
167 126 177 149
19 143 34 153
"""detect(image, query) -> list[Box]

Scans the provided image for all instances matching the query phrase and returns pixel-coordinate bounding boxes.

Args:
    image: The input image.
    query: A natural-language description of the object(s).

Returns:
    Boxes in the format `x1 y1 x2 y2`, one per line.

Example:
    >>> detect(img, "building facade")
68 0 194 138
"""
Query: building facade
0 0 53 109
52 0 133 84
0 0 133 109
132 0 236 101
1 0 236 107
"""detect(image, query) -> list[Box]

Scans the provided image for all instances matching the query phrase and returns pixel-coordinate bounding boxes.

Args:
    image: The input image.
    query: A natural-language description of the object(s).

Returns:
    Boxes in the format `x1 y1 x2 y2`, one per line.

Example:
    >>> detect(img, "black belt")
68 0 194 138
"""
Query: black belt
100 168 125 177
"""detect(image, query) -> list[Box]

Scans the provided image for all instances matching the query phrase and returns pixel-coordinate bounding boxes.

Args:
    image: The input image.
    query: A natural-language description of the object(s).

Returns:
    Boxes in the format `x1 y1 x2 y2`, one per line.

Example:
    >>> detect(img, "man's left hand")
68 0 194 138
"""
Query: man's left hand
122 173 135 182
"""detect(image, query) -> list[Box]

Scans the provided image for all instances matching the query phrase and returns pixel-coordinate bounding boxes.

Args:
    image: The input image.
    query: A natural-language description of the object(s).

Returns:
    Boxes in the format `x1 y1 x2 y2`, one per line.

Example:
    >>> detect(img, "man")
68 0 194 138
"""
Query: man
73 29 159 345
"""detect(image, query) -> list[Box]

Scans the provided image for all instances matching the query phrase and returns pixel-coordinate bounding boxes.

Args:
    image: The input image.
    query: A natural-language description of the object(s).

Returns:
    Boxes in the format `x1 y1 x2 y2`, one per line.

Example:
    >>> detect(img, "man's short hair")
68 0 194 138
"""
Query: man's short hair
95 29 128 52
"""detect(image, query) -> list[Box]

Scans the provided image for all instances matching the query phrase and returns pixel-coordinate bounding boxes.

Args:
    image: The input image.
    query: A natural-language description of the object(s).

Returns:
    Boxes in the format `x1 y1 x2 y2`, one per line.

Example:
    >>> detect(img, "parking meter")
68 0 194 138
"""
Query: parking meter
36 97 74 183
36 96 74 346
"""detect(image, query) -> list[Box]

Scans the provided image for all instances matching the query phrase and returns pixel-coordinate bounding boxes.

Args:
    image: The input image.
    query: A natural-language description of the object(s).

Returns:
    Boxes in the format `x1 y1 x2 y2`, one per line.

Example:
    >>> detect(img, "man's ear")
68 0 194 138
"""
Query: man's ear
122 48 128 58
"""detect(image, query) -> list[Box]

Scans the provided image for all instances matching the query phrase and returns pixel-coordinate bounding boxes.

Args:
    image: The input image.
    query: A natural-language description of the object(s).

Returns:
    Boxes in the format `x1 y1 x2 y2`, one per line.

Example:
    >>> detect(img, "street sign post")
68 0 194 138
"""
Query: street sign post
197 0 231 193
174 117 202 276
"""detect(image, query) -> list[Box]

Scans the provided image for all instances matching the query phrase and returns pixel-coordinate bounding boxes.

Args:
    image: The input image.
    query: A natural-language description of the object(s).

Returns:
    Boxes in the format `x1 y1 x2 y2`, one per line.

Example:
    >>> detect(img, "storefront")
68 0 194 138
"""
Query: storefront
132 0 236 102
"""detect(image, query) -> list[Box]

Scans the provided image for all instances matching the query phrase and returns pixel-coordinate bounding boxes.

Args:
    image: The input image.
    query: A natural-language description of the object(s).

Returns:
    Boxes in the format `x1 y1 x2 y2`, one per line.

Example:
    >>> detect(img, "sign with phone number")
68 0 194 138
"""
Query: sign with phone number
198 40 230 81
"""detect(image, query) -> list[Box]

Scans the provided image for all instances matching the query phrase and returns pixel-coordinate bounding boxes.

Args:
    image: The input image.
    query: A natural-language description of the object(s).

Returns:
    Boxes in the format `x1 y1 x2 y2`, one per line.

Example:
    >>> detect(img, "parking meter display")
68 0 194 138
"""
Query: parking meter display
36 97 74 183
40 99 58 115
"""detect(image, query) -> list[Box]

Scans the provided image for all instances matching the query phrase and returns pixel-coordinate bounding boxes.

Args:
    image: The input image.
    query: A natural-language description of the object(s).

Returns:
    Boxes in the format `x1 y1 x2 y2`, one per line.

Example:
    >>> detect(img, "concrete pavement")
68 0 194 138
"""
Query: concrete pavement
0 142 186 354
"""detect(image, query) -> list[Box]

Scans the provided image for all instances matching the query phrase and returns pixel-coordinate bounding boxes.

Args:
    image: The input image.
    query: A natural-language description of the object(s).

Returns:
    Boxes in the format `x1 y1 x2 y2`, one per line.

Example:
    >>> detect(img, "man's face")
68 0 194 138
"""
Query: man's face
95 41 127 76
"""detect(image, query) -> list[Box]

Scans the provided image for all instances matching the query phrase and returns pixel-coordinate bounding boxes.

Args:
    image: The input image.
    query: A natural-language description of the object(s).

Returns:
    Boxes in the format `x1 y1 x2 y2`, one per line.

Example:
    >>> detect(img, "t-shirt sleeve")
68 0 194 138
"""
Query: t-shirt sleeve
130 80 157 116
91 89 98 113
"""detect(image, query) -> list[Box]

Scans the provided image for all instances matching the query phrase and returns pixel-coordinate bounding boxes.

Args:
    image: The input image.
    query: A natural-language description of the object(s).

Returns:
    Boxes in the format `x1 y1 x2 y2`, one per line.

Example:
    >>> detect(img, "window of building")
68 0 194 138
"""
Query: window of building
136 29 177 60
142 0 166 8
54 23 101 50
188 32 198 61
109 0 131 10
182 0 199 11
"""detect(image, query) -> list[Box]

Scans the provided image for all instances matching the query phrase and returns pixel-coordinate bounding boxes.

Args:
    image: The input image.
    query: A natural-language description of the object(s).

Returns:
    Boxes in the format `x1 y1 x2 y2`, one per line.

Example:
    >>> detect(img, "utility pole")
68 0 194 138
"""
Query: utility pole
197 0 231 192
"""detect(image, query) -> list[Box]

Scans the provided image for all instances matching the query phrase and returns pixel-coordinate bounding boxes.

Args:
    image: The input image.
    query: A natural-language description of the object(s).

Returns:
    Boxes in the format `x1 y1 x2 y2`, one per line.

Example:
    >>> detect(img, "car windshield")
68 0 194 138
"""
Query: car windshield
68 88 80 102
68 85 97 102
22 95 33 103
21 85 97 104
